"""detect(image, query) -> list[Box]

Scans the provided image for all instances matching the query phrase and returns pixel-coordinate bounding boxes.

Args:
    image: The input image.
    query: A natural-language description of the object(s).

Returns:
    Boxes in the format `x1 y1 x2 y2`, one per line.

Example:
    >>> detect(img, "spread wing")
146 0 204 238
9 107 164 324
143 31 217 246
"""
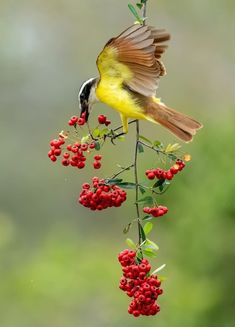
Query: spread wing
96 24 170 97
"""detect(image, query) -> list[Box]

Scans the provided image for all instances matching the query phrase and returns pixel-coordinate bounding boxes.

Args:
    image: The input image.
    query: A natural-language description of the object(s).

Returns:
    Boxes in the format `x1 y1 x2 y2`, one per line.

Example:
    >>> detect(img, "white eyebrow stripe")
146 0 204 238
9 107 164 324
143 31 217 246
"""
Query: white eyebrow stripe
78 78 96 98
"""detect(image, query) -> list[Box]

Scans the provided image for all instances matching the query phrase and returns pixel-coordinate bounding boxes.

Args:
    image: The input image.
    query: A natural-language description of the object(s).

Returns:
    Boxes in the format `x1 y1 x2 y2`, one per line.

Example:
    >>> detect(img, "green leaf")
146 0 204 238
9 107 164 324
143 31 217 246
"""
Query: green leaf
142 248 158 258
106 178 123 185
165 143 181 153
139 135 152 145
142 215 153 221
117 182 136 189
153 140 162 147
136 249 143 263
81 135 90 144
100 128 109 137
126 238 136 249
136 3 143 9
136 196 154 206
139 224 146 242
117 135 125 141
143 222 153 235
95 141 101 151
152 264 166 275
93 128 100 138
139 185 146 194
123 223 132 234
137 143 144 153
153 179 165 189
141 0 147 3
145 239 159 251
128 3 142 23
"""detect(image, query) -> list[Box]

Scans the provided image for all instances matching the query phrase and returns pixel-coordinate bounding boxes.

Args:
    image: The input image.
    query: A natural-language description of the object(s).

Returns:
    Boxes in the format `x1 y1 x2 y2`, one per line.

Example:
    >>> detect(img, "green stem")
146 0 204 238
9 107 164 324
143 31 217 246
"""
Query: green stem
134 120 143 249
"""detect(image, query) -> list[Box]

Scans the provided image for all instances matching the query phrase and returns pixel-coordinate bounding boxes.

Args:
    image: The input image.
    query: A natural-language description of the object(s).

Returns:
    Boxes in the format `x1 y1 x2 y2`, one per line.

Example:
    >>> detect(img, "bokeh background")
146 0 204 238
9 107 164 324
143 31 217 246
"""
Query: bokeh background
1 0 235 326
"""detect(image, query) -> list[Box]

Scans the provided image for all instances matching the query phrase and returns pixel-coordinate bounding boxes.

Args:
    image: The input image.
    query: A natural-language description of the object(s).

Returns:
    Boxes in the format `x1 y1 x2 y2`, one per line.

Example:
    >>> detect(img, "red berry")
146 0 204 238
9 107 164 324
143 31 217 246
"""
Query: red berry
104 119 111 126
81 144 88 151
165 171 173 180
50 155 57 162
98 114 107 124
89 143 96 149
147 172 155 180
62 159 69 166
94 154 102 161
77 161 85 169
93 161 101 169
63 153 70 159
54 149 61 156
77 118 85 125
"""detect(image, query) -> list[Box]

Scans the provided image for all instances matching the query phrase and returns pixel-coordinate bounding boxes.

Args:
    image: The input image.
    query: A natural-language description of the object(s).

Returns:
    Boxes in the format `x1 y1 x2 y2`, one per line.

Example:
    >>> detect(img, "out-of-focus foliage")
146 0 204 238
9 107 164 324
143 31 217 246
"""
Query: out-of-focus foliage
0 0 235 326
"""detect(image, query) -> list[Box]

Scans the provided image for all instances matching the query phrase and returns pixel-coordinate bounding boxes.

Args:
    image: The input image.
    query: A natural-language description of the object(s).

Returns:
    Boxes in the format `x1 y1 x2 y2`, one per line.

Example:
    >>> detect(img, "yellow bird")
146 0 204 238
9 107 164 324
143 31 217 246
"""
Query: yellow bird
78 24 202 142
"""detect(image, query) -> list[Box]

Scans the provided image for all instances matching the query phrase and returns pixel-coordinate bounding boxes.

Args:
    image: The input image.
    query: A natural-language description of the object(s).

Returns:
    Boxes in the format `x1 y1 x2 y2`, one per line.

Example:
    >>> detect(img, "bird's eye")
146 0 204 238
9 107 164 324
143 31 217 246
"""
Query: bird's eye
80 93 85 100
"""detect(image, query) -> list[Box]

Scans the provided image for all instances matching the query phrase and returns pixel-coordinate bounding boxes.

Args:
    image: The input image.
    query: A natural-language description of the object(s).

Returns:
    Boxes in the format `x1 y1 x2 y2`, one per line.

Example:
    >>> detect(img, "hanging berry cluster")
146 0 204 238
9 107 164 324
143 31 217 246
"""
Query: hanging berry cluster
145 160 185 181
118 249 163 317
48 109 191 317
79 177 127 211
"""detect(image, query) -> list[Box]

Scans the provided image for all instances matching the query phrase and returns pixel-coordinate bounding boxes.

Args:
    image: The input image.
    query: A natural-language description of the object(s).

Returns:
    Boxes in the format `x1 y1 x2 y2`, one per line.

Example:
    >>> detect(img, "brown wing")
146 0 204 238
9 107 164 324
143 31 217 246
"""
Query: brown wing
104 24 170 97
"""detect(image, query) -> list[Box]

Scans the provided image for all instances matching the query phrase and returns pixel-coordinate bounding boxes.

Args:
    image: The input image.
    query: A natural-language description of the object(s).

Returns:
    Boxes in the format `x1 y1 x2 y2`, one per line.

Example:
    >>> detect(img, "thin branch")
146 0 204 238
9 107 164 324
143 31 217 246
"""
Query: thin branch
108 164 134 180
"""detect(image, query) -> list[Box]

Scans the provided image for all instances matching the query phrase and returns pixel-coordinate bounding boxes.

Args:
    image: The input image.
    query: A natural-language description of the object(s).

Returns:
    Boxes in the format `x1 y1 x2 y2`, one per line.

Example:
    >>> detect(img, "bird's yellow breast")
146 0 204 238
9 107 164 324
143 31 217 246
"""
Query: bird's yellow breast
96 46 146 119
96 80 146 119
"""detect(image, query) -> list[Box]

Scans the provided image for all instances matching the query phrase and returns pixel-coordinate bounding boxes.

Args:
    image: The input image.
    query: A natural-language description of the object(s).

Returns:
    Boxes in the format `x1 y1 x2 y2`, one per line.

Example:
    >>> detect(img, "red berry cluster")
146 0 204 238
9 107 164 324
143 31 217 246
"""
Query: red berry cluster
98 114 111 126
145 160 186 181
68 115 85 126
48 136 65 162
48 136 98 169
118 249 163 317
79 177 127 211
143 206 168 218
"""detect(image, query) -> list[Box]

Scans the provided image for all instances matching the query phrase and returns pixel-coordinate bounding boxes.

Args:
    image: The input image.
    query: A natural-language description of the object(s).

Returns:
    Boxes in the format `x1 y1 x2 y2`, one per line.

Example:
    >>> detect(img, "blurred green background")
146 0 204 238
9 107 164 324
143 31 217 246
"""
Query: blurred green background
1 0 235 326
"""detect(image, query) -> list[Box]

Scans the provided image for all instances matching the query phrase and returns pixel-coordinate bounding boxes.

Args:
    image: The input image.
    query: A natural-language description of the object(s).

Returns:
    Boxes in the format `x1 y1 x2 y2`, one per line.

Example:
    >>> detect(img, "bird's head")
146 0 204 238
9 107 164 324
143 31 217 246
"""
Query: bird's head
78 78 98 121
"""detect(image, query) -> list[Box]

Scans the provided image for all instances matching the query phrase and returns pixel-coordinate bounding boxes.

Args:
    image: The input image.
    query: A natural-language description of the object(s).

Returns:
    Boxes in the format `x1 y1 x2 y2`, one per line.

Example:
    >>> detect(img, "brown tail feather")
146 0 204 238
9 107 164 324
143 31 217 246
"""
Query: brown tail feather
146 101 203 142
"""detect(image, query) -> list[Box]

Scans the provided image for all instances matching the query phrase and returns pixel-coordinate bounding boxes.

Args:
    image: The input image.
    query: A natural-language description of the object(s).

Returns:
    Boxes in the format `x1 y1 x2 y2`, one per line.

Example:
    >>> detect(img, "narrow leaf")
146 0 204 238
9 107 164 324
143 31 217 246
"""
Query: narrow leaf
136 3 143 9
139 135 152 145
139 224 146 242
143 248 158 258
153 140 162 147
95 141 100 151
81 135 90 144
139 185 146 194
153 179 165 189
137 143 144 153
136 250 143 263
117 182 136 189
143 222 153 235
123 223 132 234
145 239 159 251
117 135 125 141
106 178 123 185
128 4 142 22
142 215 153 221
136 196 154 206
126 238 136 249
93 128 100 138
100 128 109 137
152 264 166 275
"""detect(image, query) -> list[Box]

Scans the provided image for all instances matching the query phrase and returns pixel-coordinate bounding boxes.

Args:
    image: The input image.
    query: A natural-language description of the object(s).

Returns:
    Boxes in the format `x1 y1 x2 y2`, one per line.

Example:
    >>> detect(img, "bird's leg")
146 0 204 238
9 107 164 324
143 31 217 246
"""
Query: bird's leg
108 114 128 144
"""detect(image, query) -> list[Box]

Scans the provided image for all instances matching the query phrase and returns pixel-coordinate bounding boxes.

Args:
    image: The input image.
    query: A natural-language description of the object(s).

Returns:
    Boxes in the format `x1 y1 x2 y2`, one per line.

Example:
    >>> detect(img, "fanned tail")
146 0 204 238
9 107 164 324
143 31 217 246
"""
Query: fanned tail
146 100 203 142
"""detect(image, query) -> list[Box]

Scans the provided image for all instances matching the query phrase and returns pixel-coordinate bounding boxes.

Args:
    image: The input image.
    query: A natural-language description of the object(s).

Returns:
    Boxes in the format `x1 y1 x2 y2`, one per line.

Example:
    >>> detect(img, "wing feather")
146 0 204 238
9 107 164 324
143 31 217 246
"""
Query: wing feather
96 25 170 97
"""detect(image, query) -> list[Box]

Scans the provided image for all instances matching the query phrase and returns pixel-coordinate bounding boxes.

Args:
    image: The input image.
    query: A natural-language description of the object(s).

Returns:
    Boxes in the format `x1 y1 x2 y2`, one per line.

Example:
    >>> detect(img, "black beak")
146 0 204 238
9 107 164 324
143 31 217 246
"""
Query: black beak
80 100 89 122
